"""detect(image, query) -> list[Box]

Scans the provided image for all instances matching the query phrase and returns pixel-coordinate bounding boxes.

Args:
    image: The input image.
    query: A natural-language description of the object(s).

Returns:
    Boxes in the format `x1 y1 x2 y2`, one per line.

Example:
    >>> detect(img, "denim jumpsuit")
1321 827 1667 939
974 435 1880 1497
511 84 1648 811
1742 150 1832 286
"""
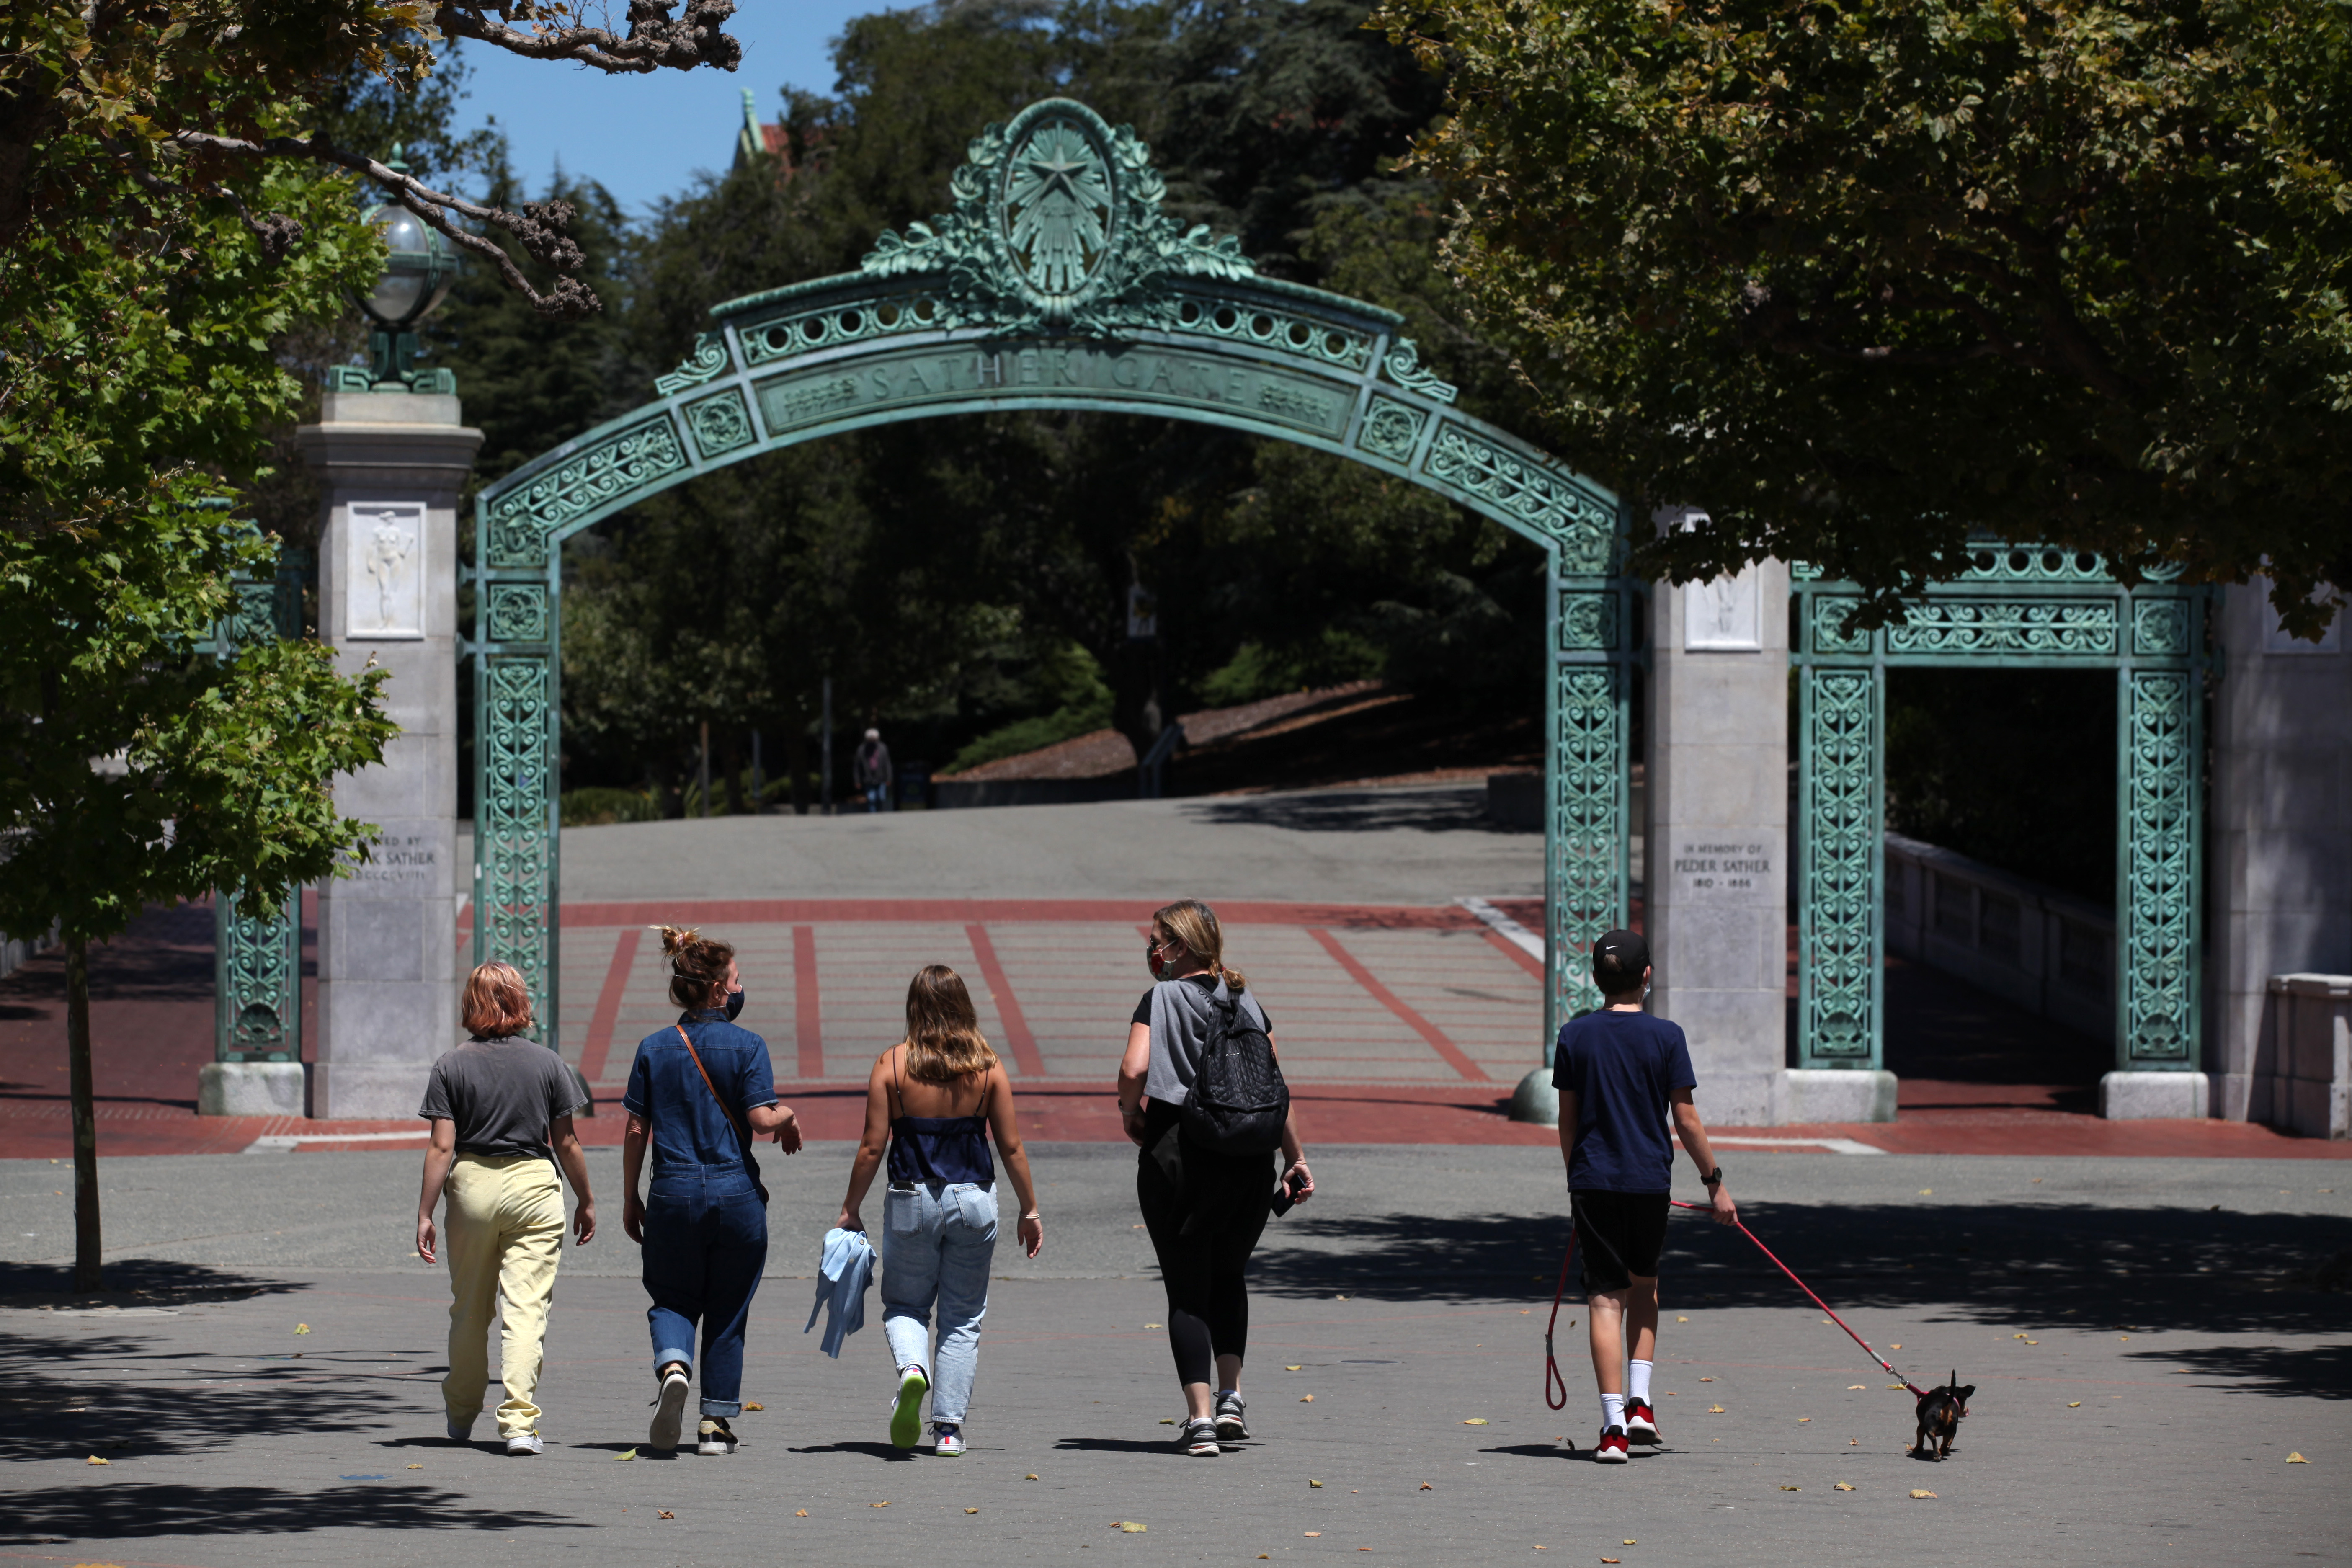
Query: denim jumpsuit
623 1009 776 1418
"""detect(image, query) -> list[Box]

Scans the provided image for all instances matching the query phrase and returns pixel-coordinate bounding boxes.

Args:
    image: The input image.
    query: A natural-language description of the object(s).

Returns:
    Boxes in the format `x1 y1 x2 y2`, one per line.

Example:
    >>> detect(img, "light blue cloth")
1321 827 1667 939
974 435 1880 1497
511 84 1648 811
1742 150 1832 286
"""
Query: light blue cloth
805 1226 876 1358
881 1181 999 1424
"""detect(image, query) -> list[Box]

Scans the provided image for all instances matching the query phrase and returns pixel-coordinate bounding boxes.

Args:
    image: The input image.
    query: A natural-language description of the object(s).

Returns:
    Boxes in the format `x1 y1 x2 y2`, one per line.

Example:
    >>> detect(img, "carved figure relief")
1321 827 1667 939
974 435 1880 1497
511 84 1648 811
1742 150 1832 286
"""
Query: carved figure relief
347 500 426 639
1685 565 1761 651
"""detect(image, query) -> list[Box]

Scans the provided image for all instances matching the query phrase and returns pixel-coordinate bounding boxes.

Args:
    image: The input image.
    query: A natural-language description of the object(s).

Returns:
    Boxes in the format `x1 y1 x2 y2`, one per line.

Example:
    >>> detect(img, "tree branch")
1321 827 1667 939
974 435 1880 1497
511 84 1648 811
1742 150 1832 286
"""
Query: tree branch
434 1 742 75
169 130 597 320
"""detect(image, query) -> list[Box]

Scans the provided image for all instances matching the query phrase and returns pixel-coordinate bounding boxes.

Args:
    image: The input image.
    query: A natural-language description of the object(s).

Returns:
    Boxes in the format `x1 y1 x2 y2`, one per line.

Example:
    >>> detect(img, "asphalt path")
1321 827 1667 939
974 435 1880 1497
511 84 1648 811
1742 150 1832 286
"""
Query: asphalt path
3 1148 2347 1567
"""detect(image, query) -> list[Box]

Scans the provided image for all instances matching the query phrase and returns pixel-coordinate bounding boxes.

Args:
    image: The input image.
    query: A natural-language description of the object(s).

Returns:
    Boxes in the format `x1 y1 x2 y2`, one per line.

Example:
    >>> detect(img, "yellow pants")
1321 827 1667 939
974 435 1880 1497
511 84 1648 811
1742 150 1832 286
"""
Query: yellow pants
443 1153 566 1437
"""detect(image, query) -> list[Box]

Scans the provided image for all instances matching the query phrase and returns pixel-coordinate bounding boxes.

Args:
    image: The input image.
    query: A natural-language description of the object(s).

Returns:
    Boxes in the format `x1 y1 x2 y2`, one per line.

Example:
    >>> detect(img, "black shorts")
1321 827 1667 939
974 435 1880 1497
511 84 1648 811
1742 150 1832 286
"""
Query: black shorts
1572 1189 1670 1295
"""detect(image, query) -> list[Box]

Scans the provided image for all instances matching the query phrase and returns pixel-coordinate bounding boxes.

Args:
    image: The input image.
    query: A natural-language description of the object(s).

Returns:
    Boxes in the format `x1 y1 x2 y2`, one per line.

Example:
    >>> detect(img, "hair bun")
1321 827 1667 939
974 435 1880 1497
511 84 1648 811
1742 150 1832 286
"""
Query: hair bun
654 924 699 957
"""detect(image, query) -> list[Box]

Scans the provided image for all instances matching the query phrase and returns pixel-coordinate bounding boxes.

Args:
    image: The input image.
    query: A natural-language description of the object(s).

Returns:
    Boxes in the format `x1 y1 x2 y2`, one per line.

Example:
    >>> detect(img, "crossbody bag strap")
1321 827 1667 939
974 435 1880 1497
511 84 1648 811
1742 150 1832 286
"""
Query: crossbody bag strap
675 1023 751 1152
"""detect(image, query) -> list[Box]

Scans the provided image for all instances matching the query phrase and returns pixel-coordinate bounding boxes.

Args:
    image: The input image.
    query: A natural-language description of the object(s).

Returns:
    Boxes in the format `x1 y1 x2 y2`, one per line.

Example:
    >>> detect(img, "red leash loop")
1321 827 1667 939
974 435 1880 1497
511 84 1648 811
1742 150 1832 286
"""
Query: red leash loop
1542 1228 1577 1411
1667 1199 1928 1398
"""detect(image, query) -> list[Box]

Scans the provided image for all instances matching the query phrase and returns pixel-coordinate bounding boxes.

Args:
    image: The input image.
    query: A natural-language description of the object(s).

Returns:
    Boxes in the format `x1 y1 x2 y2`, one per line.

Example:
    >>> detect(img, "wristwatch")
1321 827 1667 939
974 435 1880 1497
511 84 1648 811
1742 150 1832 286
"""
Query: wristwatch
1701 1166 1725 1186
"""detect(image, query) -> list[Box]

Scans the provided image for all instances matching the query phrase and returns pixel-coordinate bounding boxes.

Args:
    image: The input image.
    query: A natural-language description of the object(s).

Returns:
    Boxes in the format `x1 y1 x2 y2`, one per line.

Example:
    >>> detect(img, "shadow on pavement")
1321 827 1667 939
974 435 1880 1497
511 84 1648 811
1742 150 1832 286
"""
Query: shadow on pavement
0 1483 588 1542
789 1440 914 1460
2131 1341 2352 1400
1252 1201 2352 1339
0 1322 417 1462
0 1260 310 1303
1177 787 1519 836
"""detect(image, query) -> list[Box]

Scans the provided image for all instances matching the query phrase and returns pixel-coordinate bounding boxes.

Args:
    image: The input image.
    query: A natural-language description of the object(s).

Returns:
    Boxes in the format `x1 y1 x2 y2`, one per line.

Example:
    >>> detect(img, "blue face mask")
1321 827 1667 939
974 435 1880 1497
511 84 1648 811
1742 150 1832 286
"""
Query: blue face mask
724 988 745 1022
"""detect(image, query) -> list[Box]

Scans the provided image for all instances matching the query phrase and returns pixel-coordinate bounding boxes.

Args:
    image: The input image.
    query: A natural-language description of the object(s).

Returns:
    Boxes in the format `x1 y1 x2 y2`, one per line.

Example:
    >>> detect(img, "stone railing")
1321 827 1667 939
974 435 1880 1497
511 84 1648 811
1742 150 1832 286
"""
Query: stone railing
1883 831 2115 1041
2255 975 2350 1139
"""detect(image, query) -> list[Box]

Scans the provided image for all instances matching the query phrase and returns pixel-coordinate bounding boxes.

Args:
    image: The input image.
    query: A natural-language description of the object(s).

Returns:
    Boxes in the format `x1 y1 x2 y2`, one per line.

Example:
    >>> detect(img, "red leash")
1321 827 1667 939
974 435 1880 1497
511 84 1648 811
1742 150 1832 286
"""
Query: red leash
1543 1200 1927 1407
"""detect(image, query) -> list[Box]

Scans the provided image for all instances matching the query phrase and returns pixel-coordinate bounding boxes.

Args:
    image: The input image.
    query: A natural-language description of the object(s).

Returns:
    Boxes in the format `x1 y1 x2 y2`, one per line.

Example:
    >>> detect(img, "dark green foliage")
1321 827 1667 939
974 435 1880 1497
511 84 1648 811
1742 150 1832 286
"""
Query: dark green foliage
1886 669 2117 906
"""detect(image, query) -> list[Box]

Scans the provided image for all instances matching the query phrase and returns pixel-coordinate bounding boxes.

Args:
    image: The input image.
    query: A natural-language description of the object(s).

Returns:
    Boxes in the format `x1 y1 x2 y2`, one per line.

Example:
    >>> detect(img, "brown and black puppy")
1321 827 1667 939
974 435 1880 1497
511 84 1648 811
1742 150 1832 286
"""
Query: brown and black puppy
1911 1372 1975 1460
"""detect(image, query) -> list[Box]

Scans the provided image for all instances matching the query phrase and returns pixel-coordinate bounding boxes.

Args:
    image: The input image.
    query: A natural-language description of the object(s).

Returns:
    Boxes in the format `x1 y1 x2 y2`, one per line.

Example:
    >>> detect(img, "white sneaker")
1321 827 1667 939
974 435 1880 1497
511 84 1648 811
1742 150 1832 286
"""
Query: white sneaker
505 1432 544 1456
934 1425 965 1456
445 1415 477 1444
649 1367 691 1452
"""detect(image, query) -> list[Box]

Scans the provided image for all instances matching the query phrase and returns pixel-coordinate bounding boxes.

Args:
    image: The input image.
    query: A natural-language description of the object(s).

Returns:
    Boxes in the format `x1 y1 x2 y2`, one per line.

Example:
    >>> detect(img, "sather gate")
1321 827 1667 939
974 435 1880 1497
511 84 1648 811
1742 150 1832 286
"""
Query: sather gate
469 98 1640 1052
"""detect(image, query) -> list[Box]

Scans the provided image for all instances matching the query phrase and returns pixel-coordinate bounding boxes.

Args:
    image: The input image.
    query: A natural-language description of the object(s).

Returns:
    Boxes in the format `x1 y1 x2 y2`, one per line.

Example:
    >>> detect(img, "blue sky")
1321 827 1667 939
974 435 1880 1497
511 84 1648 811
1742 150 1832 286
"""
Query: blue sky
446 1 881 216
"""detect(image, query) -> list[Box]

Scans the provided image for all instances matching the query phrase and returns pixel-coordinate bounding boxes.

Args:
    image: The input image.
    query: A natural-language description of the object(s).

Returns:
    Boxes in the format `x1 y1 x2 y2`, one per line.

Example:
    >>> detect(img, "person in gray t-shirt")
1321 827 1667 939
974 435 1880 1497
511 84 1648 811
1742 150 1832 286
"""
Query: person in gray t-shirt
415 962 596 1455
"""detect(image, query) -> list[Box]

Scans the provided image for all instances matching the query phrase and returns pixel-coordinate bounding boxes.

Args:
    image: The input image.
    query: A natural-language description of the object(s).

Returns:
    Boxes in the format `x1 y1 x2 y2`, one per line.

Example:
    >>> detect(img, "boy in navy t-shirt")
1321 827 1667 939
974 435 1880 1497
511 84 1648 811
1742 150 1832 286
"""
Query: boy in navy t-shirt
1552 928 1738 1462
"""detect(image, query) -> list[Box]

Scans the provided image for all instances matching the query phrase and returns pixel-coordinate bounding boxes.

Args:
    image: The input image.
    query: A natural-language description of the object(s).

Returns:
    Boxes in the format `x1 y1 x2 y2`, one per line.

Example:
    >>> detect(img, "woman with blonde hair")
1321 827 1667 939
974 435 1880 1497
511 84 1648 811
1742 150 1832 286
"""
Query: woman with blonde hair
416 961 595 1456
621 925 803 1456
836 964 1042 1455
1120 898 1313 1457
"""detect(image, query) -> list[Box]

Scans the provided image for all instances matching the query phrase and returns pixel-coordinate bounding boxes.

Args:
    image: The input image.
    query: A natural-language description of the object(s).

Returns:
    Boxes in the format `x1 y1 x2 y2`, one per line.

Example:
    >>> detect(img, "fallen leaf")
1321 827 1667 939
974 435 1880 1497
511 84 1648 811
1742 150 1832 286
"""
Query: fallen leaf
1159 1418 1176 1425
2287 1453 2308 1464
2014 1333 2029 1339
406 1464 423 1470
1676 1315 1689 1323
1603 1558 1621 1563
872 1501 890 1508
1521 1309 1530 1315
294 1324 311 1335
1025 1473 1039 1481
1665 1392 1677 1397
1260 1557 1271 1561
1305 1532 1323 1538
1707 1406 1725 1413
1908 1489 1937 1500
1889 1344 1901 1350
1798 1418 1811 1423
2068 1402 2082 1408
1834 1483 1855 1491
1623 1540 1638 1546
1463 1418 1488 1426
1419 1482 1432 1491
658 1511 676 1520
1779 1485 1801 1491
1144 1323 1163 1329
1848 1385 1867 1390
1888 1384 1907 1390
1286 1365 1303 1372
795 1509 809 1517
1699 1377 1715 1382
2118 1336 2130 1341
1310 1479 1324 1487
966 1507 980 1514
613 1448 637 1461
86 1455 108 1465
745 1403 764 1411
1301 1394 1314 1402
1917 1189 1932 1196
1336 1295 1348 1301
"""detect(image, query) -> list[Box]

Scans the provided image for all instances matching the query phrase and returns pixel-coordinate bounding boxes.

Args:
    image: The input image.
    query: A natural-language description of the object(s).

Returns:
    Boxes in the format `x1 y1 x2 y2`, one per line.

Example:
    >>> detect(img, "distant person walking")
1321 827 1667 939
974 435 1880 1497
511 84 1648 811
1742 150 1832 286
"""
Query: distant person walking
415 961 596 1456
621 926 804 1456
1553 929 1737 1464
1119 898 1313 1457
854 727 892 812
835 965 1043 1454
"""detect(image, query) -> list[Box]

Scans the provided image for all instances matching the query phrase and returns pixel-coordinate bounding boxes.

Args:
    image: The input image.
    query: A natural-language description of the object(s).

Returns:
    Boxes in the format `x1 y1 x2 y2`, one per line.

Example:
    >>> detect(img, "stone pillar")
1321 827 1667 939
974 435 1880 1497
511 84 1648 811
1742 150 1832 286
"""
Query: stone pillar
2209 580 2351 1123
296 393 482 1118
1649 542 1884 1124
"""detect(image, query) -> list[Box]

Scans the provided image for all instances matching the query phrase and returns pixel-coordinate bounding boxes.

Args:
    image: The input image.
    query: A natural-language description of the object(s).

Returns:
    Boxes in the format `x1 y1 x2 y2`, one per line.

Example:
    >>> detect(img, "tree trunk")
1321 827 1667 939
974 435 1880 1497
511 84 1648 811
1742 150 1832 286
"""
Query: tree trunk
65 931 101 1293
721 728 744 816
786 720 809 816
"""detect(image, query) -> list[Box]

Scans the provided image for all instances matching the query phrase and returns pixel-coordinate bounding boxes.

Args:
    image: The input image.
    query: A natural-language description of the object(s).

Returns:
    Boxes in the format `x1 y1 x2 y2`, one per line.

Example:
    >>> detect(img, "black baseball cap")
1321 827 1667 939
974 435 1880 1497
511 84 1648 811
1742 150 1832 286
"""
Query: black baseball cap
1591 928 1651 982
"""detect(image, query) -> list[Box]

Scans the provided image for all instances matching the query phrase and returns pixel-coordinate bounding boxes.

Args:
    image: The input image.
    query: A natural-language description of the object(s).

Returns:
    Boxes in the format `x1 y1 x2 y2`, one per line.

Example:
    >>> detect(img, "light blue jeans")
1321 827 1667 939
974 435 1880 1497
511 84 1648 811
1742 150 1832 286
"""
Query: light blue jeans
880 1181 997 1424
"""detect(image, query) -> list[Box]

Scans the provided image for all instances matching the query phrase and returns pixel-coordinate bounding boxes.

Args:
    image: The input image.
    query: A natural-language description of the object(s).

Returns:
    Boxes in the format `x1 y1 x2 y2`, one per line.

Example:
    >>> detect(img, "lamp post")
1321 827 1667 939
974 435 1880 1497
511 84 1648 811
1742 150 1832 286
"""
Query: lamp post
328 147 460 395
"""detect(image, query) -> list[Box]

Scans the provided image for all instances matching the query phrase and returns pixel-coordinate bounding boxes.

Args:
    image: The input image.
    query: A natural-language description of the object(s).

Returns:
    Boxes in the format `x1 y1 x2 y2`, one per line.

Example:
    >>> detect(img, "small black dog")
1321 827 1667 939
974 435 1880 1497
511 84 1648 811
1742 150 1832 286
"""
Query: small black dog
1911 1372 1975 1460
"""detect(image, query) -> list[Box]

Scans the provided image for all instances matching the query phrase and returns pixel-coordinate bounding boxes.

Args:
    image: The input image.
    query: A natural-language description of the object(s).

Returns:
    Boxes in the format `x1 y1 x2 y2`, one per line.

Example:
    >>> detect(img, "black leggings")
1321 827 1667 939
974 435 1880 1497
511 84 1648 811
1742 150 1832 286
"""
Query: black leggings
1136 1130 1274 1387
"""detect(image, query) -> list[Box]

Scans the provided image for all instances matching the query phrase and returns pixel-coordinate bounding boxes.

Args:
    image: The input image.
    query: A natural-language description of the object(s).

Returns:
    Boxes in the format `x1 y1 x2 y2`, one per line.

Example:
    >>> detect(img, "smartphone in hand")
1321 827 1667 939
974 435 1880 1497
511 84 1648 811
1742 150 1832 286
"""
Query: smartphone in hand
1270 1169 1308 1217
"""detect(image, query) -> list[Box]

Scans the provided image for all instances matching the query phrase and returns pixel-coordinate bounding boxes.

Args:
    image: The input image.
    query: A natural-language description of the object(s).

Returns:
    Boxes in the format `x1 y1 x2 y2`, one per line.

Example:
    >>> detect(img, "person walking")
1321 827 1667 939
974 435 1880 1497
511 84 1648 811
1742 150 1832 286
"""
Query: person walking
836 965 1043 1455
621 925 805 1456
415 961 596 1456
1119 898 1313 1457
1553 928 1738 1464
854 727 892 813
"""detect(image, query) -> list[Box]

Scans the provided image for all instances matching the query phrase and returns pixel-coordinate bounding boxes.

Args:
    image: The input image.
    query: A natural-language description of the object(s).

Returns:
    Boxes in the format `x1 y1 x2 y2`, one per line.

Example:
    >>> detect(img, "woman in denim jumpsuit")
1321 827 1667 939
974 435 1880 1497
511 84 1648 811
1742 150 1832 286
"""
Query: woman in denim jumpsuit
836 965 1042 1454
621 925 803 1455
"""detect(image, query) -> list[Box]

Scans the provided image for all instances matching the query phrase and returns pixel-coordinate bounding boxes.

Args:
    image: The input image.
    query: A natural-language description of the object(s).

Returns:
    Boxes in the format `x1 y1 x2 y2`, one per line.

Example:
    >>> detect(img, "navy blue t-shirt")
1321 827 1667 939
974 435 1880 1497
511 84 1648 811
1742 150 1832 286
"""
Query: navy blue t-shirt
1551 1010 1697 1193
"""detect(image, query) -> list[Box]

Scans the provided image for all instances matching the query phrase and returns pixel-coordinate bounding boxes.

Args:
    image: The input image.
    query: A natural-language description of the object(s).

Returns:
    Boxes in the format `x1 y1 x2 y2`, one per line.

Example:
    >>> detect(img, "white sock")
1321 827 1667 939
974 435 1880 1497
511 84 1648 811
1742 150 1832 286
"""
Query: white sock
1600 1392 1625 1431
1628 1360 1653 1404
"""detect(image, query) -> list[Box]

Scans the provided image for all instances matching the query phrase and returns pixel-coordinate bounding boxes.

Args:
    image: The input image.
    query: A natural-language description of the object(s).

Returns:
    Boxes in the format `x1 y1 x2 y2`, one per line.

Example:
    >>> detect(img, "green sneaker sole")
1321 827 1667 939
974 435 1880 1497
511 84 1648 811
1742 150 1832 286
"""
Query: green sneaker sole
890 1368 929 1449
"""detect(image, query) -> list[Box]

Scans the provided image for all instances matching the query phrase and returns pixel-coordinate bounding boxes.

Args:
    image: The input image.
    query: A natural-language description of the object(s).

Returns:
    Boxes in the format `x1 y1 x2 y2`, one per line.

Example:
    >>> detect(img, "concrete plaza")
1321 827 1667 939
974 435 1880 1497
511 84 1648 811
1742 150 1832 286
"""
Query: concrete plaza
3 1146 2348 1566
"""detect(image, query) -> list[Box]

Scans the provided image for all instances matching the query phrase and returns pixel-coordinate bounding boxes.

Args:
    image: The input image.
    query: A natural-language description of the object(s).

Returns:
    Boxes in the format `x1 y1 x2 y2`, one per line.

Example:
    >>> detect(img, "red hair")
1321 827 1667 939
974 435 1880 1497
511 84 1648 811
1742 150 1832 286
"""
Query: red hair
462 962 534 1038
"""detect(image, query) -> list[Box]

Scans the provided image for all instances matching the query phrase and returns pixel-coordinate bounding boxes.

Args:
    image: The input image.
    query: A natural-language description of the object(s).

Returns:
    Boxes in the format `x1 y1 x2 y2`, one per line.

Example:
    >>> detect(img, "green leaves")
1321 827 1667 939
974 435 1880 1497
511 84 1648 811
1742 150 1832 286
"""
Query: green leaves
1379 0 2352 634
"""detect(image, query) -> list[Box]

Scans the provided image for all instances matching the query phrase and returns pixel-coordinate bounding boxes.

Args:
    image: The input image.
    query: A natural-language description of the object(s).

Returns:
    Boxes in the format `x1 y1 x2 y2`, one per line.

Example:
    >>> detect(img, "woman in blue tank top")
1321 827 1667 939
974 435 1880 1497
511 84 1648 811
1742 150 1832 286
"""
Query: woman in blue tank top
836 964 1042 1455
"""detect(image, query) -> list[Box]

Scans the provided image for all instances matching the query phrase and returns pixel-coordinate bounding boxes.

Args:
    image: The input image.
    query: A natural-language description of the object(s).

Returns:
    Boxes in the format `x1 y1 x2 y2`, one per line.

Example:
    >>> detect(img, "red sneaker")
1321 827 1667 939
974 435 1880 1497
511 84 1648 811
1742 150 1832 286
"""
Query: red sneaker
1625 1400 1660 1444
1593 1426 1630 1464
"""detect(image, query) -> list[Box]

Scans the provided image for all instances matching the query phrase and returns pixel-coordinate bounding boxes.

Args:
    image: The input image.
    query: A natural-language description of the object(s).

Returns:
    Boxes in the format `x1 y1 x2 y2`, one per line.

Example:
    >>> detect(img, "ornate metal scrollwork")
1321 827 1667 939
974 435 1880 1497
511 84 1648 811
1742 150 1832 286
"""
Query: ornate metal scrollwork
1382 338 1457 404
212 547 304 1063
487 416 686 567
1425 424 1616 571
655 332 732 396
486 583 549 645
1553 664 1626 1025
1800 669 1879 1062
1356 396 1425 462
1883 599 2119 656
2122 671 2197 1063
686 392 756 458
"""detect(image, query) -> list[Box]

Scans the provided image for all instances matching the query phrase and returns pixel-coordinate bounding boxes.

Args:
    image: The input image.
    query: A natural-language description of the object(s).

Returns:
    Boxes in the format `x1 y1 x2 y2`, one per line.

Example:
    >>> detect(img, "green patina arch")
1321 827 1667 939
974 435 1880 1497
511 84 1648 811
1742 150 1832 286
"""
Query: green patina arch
472 98 1638 1059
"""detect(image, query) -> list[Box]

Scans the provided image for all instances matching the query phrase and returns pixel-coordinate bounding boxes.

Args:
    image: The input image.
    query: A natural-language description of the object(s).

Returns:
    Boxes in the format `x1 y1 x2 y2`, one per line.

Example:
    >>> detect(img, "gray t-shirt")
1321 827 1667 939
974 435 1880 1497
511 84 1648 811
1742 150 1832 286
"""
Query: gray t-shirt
418 1037 586 1161
1134 976 1273 1106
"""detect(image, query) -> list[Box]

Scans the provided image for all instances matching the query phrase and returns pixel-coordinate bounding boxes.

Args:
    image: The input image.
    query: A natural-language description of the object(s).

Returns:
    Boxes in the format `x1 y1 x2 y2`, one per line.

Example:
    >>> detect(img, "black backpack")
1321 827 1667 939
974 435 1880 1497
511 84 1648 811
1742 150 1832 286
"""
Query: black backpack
1180 981 1290 1156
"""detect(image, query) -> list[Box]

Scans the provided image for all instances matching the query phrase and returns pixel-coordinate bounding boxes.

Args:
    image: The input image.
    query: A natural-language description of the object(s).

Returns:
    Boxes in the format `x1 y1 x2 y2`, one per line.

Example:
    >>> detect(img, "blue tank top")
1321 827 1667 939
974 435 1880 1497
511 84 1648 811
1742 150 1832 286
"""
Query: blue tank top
884 1053 995 1185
